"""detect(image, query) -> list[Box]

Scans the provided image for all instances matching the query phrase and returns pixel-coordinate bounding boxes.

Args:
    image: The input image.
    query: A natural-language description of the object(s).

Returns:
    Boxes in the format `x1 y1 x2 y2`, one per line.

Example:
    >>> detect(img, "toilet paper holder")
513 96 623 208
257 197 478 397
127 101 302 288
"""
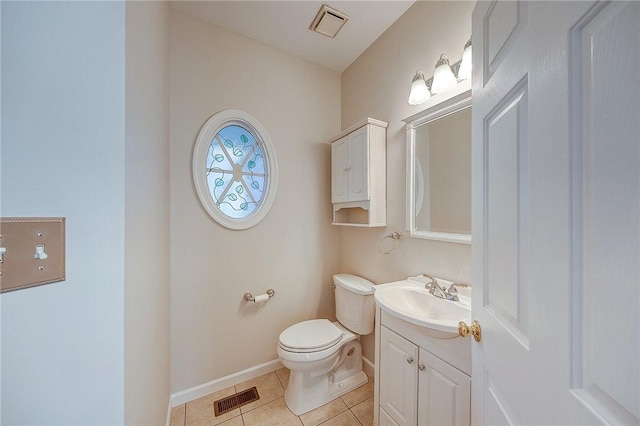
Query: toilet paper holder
244 288 275 302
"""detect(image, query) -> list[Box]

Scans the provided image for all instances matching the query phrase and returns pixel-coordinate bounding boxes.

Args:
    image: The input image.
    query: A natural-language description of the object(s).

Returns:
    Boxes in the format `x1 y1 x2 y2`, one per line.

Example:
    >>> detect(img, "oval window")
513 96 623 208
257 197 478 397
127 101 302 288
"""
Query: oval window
193 110 278 229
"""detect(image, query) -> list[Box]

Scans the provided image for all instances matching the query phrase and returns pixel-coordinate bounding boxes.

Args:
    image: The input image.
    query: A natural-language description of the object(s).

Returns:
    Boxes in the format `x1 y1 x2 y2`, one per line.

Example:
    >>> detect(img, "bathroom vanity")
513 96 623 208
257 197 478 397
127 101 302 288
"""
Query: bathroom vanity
373 278 472 426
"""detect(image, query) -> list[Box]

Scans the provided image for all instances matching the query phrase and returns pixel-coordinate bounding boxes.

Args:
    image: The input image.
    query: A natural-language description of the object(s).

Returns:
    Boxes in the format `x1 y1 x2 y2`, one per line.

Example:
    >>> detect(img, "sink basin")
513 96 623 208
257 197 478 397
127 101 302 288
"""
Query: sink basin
374 282 471 338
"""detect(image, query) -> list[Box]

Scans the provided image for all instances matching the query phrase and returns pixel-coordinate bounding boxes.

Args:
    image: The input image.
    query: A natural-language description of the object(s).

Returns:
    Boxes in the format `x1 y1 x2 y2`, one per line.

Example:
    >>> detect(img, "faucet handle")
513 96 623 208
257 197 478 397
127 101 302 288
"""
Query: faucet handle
422 274 438 285
447 282 470 294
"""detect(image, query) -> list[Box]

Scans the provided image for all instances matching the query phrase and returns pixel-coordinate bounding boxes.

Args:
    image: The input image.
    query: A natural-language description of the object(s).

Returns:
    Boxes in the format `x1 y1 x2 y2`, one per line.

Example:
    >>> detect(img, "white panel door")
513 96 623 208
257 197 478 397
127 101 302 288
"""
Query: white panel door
379 326 418 426
472 1 639 425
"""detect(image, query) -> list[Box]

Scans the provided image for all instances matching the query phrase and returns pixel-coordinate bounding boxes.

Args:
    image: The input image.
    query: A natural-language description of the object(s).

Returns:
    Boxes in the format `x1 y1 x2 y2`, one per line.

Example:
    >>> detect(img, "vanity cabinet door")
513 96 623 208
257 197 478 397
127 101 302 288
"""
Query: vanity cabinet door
417 348 471 426
379 326 418 426
379 407 401 426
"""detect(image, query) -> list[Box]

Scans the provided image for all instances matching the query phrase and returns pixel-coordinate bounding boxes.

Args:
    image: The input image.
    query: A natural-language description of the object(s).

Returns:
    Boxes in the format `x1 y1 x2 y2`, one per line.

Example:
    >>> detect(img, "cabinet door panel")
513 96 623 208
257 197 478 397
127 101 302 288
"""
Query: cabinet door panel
418 348 470 426
380 327 418 426
331 137 348 203
379 407 401 426
347 126 369 201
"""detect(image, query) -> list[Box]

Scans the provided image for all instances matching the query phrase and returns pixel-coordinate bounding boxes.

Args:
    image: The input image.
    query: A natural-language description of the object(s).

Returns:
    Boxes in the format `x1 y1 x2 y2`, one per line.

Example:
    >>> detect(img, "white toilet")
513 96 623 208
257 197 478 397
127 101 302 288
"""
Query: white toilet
277 274 375 415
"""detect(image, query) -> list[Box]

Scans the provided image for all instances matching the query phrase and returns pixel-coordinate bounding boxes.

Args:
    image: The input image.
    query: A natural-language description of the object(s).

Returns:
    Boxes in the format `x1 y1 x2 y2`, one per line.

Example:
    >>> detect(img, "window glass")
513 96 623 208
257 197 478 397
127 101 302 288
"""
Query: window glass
193 111 278 229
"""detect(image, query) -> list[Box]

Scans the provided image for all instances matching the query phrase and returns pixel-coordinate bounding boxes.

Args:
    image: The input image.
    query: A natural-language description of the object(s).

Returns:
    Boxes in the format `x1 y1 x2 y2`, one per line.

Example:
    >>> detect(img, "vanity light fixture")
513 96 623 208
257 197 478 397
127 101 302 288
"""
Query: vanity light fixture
457 39 472 81
431 53 457 94
407 38 473 105
408 70 431 105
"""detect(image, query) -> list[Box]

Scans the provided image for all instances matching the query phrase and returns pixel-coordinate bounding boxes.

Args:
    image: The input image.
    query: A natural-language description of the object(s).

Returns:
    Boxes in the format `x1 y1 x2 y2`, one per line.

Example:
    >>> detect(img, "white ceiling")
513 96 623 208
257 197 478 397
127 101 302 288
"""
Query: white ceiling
170 1 416 72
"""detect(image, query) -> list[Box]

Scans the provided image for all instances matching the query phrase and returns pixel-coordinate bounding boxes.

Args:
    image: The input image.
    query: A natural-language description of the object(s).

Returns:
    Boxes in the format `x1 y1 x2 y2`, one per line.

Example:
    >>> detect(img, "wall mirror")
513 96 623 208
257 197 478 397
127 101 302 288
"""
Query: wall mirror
404 89 471 244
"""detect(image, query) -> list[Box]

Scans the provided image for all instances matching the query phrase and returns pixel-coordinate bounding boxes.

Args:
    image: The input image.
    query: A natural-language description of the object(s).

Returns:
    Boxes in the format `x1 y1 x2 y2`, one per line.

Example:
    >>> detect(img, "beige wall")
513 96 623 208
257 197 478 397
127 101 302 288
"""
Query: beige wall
125 2 171 424
169 9 342 393
341 1 475 360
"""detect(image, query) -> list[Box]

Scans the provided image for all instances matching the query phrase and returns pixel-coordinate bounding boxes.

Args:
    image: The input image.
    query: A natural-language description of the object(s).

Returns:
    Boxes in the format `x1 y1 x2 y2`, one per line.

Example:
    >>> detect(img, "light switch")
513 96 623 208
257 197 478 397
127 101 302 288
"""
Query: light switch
34 244 48 260
0 217 66 293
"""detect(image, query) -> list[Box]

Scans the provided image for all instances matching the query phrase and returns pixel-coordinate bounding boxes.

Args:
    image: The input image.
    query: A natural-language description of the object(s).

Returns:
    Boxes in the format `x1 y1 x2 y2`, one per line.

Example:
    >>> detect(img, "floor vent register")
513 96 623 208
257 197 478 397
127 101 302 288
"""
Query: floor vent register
213 387 260 416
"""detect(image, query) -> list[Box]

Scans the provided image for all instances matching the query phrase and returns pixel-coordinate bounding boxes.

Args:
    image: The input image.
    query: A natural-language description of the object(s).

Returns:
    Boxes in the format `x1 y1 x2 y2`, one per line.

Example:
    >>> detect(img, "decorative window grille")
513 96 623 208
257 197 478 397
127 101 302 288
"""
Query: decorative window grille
193 110 278 229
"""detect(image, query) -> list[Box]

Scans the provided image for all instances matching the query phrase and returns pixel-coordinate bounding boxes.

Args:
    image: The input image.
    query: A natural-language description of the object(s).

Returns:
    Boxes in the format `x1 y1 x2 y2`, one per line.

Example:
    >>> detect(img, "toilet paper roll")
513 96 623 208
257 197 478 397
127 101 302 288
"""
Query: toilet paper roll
253 293 270 303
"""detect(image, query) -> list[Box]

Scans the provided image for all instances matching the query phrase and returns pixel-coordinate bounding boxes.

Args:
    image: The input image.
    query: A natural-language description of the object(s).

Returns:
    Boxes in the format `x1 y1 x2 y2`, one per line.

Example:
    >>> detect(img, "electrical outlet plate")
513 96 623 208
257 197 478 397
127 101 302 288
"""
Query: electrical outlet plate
0 217 66 293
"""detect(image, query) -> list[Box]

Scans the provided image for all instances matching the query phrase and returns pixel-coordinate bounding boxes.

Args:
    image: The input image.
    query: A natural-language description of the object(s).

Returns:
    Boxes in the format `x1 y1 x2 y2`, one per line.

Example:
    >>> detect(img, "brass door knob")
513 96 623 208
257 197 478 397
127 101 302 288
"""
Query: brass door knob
458 320 482 342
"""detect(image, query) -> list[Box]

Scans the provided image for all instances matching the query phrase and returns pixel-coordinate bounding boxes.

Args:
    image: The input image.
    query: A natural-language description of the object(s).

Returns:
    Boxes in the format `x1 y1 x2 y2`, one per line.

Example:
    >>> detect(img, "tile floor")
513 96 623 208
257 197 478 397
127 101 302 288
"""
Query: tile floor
170 368 374 426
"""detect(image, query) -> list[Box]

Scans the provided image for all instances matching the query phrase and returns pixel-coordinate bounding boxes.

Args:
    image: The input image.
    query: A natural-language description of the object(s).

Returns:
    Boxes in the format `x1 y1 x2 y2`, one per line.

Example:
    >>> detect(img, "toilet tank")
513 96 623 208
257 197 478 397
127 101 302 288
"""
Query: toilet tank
333 274 376 335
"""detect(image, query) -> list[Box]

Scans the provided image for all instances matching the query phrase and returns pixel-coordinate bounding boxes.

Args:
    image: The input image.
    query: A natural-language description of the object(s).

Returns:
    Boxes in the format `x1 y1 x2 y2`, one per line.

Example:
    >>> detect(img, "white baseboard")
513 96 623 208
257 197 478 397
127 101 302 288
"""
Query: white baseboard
170 359 283 407
165 399 173 426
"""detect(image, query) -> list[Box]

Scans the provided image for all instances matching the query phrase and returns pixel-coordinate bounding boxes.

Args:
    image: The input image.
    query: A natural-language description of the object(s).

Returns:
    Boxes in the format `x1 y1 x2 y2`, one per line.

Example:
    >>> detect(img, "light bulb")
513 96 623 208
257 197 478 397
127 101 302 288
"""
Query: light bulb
458 39 472 81
431 54 457 94
408 70 431 105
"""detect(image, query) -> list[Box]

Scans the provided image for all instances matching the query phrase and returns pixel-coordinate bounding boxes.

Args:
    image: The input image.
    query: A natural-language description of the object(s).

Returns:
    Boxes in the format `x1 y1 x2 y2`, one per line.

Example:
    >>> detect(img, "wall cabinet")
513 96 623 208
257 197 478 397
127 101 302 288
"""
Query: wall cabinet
331 126 367 203
329 118 387 227
375 309 471 426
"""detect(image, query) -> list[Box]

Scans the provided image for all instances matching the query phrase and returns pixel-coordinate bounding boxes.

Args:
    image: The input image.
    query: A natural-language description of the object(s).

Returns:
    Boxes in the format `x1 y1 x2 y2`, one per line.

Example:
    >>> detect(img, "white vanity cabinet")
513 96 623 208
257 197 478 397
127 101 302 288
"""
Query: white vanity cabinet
329 118 387 227
375 309 471 426
379 326 418 425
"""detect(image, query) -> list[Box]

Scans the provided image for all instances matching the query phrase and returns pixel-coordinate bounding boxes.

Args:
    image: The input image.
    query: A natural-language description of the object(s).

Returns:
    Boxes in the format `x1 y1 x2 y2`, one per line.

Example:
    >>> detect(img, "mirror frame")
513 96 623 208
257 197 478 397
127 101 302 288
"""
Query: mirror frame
404 88 472 244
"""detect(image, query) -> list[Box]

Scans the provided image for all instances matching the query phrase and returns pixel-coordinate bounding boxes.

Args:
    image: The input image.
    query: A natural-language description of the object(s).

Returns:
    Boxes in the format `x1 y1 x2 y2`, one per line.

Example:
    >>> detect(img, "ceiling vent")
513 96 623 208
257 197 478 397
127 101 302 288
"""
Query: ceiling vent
310 4 349 38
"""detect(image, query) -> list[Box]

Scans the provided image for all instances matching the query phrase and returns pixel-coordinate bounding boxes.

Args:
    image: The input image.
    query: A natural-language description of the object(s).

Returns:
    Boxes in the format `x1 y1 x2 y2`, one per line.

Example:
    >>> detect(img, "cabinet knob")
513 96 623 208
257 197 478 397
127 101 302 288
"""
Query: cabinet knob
407 357 414 364
418 364 426 371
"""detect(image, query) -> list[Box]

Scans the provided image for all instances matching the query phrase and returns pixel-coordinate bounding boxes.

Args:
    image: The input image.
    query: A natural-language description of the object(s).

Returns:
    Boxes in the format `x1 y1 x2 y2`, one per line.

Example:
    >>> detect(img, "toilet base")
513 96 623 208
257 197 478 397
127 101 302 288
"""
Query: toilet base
283 340 368 416
284 370 368 416
330 370 368 400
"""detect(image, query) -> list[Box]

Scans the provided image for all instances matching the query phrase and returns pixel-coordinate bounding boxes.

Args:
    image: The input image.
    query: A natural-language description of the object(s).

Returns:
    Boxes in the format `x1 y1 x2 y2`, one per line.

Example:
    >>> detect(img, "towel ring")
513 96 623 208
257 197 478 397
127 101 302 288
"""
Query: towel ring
378 231 402 255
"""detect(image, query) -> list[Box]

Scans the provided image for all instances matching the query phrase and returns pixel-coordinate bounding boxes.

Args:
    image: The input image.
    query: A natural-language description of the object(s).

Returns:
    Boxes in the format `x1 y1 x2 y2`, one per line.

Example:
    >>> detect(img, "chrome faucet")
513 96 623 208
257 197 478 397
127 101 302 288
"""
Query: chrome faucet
422 274 448 299
444 282 470 302
423 274 468 301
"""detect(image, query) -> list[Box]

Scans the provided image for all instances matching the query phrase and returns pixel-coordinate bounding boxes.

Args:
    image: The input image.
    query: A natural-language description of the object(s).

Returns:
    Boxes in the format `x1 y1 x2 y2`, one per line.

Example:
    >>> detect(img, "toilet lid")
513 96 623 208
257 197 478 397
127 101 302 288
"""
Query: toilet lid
279 319 343 352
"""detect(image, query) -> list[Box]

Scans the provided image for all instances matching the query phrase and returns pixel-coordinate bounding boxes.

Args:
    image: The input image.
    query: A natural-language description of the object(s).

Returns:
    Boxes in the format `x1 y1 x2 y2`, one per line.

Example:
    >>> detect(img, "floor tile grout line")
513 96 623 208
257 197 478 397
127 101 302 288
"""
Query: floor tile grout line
313 407 349 426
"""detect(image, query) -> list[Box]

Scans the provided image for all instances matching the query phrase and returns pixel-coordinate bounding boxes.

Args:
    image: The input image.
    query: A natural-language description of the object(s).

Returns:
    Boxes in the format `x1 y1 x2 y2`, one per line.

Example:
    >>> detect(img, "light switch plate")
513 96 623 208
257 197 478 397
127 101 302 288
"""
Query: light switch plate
0 217 66 293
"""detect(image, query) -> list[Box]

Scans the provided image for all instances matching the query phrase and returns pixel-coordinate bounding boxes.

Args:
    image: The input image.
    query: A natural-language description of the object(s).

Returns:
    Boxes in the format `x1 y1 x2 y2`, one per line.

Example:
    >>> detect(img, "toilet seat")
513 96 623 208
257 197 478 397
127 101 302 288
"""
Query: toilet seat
279 319 343 353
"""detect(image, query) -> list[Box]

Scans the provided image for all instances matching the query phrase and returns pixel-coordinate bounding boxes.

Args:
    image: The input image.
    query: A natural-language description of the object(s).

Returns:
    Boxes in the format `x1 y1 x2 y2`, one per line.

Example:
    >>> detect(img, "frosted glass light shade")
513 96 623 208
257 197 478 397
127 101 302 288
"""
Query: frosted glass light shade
408 70 431 105
458 39 472 81
431 54 457 94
